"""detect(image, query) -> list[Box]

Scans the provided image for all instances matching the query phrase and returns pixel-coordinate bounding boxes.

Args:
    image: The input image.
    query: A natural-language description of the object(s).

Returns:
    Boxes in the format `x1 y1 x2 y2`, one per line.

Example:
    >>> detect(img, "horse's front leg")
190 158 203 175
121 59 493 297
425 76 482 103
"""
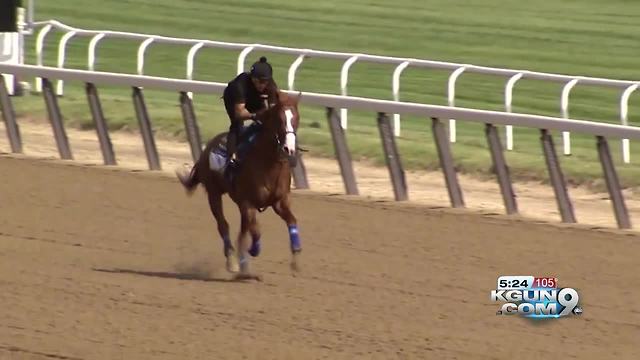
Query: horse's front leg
273 195 301 272
248 210 262 257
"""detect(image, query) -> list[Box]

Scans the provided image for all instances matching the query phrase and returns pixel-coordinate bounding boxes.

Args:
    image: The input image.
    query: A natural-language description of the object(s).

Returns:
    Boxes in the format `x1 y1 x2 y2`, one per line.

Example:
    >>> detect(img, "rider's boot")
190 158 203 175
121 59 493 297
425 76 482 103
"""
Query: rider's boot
224 132 239 183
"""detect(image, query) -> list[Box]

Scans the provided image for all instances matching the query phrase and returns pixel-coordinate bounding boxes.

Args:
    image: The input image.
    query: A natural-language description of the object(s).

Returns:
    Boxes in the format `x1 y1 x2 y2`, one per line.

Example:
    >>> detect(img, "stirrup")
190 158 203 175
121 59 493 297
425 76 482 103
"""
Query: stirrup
224 158 236 183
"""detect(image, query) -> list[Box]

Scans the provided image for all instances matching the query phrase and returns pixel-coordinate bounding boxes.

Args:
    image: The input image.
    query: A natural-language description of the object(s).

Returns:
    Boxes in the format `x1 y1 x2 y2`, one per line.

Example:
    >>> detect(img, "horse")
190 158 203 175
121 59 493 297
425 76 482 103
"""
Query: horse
176 91 302 280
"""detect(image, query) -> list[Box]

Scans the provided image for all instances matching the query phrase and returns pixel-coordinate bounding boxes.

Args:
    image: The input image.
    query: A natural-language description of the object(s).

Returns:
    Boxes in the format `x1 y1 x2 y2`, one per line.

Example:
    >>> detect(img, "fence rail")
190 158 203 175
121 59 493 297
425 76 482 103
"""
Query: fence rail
0 63 637 230
27 20 640 162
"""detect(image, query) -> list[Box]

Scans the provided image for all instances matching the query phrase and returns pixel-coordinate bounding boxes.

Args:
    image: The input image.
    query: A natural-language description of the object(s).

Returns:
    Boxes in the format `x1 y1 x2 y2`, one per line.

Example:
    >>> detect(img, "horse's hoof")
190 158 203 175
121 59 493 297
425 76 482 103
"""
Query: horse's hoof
226 255 239 273
290 251 302 273
239 258 250 275
249 241 261 257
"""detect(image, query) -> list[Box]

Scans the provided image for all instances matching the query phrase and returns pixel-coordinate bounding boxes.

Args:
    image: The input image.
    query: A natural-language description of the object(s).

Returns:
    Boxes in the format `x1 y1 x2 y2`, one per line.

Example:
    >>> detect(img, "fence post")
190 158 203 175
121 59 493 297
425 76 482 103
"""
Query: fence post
132 86 161 170
291 152 309 189
327 107 358 195
377 112 408 201
0 75 22 153
485 123 518 214
42 78 73 160
540 129 576 223
179 91 202 163
596 136 631 229
86 83 116 165
431 117 464 207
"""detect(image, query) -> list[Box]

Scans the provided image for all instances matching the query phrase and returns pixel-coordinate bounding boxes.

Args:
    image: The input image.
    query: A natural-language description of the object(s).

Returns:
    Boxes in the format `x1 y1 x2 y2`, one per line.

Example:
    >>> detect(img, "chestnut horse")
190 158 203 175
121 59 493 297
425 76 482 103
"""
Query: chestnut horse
176 91 302 279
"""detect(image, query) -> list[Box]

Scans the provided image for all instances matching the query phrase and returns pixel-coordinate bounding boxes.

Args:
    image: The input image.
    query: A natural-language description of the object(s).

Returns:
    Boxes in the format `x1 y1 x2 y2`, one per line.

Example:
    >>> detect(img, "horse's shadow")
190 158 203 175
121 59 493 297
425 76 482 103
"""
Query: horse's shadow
92 267 246 283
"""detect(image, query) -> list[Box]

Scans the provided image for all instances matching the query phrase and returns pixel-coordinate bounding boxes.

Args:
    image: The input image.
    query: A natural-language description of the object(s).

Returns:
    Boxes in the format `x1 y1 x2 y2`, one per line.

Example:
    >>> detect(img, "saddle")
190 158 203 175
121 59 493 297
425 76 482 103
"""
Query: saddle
209 123 263 184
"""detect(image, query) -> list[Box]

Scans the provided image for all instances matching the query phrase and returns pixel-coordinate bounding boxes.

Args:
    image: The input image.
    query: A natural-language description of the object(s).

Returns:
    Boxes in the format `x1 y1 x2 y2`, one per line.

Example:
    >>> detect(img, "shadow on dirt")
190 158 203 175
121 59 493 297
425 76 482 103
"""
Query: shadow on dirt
92 267 247 283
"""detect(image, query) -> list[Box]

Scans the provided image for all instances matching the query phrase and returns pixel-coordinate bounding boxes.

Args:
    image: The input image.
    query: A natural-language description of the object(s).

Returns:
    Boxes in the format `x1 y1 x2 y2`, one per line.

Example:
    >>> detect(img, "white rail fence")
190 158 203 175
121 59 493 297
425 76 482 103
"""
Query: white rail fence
27 20 640 163
0 63 638 229
4 64 640 140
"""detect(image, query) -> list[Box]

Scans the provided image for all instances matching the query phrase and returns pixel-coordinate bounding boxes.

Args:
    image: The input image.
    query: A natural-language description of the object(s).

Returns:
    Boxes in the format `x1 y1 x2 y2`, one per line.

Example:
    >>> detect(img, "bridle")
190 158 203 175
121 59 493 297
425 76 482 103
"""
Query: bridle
254 95 299 161
274 106 298 160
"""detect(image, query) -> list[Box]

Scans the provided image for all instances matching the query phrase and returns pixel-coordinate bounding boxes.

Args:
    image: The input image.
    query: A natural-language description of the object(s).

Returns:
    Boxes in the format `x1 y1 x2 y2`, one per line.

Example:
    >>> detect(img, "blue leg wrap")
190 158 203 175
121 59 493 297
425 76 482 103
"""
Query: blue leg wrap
223 235 233 256
249 233 261 257
288 225 301 252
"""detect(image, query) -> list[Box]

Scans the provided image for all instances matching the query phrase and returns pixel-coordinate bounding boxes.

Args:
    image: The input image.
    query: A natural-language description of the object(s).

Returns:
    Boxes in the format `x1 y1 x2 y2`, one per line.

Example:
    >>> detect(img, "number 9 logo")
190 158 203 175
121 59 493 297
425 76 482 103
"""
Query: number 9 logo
557 288 580 317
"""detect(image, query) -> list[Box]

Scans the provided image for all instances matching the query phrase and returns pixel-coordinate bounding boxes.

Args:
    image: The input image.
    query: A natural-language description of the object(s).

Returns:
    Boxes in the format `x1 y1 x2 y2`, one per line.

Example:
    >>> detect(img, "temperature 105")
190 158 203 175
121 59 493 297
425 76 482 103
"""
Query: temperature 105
534 277 557 288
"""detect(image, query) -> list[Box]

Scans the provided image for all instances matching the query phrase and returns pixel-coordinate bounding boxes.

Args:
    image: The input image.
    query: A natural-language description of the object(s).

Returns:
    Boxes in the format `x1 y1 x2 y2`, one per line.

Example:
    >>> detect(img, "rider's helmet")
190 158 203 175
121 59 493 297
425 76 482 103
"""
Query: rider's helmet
250 56 273 80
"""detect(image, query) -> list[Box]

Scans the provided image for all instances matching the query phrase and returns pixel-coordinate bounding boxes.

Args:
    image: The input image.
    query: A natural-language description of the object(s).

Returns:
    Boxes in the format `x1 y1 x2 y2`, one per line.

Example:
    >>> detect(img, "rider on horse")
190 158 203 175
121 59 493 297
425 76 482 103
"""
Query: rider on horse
177 59 302 276
222 56 279 170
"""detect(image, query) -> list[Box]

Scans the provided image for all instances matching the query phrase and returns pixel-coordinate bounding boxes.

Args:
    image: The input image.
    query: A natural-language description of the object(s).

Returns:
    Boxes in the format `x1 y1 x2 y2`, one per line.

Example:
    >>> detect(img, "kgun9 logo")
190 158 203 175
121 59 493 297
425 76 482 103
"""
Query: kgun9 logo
491 276 583 319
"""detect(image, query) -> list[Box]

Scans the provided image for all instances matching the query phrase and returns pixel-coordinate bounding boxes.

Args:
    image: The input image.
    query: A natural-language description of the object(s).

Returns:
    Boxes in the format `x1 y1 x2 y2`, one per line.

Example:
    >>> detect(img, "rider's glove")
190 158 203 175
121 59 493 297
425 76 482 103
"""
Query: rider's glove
251 112 263 124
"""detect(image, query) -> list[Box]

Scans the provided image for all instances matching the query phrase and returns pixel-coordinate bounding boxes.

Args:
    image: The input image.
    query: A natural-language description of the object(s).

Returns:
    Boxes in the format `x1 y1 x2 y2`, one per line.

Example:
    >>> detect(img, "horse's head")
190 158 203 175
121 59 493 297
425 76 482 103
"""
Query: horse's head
259 91 301 159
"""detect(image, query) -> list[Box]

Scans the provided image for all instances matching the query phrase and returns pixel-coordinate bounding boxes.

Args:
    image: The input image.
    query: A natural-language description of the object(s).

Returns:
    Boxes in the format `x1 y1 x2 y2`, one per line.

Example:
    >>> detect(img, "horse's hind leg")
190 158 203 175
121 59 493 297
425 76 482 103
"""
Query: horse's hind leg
207 191 238 273
234 204 261 281
273 195 302 272
236 203 253 274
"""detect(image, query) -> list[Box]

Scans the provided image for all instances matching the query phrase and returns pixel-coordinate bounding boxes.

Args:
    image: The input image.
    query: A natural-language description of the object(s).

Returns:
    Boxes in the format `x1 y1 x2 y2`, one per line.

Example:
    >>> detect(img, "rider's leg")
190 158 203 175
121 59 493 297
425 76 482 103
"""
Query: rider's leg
226 121 241 165
222 89 240 165
226 128 237 160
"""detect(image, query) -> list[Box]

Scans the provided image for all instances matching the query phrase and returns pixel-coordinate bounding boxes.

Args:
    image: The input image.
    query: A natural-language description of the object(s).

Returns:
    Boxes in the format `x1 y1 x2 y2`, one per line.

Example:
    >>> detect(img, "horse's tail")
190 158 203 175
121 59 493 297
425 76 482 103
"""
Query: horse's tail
177 132 228 195
177 164 200 195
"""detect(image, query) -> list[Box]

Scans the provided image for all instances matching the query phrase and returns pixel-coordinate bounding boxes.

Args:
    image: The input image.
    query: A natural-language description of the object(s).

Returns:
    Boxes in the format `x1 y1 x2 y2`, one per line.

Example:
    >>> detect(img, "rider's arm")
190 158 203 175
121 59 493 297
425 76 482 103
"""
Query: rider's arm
228 80 260 121
233 102 258 121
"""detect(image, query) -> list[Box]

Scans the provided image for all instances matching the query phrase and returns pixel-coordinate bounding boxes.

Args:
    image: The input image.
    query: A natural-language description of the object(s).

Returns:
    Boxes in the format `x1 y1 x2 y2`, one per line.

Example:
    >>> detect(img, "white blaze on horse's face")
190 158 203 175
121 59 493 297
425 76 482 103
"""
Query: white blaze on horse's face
284 109 296 156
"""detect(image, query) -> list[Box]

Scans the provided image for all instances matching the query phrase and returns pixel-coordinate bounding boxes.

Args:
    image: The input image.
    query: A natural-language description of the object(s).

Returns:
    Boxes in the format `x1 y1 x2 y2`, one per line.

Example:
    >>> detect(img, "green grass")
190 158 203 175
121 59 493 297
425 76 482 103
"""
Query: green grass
9 0 640 190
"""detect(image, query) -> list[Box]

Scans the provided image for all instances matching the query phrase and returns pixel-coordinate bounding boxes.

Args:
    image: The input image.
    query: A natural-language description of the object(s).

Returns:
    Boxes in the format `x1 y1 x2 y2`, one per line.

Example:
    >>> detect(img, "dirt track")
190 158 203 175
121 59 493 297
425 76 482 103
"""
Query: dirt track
3 119 640 229
1 154 639 360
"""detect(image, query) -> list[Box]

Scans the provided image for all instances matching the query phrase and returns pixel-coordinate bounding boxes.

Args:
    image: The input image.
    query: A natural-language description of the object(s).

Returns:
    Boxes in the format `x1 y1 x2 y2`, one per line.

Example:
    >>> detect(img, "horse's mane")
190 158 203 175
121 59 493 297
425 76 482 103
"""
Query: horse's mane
252 91 300 137
275 91 300 108
260 91 300 120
